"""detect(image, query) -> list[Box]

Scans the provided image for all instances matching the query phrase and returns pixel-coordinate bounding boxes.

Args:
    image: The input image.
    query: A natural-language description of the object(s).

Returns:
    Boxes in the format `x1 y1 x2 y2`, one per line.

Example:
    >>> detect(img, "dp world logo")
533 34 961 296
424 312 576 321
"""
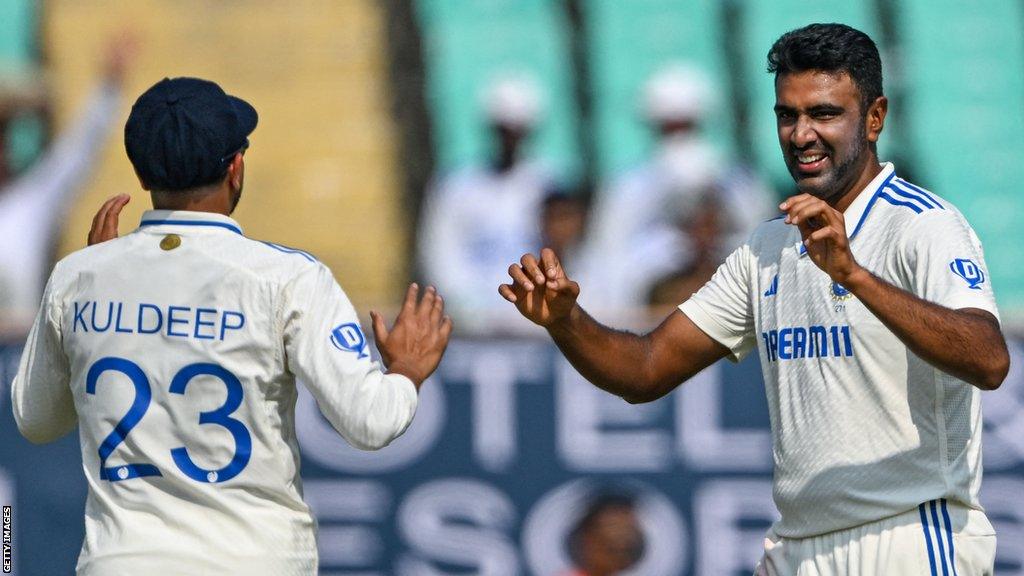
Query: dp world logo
949 258 985 290
330 323 368 358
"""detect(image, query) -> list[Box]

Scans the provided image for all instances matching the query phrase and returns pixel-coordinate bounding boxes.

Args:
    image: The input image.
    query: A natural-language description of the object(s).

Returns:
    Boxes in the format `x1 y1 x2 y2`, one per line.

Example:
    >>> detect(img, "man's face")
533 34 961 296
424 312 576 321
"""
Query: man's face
774 70 872 203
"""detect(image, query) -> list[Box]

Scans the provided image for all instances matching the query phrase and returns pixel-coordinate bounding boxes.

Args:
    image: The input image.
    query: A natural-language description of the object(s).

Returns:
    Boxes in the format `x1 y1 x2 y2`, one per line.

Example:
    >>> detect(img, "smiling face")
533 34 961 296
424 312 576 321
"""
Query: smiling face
775 70 886 208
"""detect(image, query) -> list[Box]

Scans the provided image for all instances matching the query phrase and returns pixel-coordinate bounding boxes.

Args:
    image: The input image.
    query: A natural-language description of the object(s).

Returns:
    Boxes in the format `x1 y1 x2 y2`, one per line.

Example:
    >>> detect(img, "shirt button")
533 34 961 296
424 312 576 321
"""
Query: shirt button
160 234 182 251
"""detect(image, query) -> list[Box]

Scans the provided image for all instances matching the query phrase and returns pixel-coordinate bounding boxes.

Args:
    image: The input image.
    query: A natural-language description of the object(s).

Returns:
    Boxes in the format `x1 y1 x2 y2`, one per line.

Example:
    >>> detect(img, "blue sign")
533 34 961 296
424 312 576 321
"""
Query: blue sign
3 339 1024 575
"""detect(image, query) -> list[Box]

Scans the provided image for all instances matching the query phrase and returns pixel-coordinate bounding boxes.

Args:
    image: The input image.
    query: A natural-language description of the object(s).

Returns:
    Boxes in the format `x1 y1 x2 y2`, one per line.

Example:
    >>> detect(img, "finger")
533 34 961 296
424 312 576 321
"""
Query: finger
546 276 581 299
430 293 444 325
520 253 545 285
779 193 812 211
417 285 437 318
91 195 116 231
398 283 419 320
499 284 518 303
89 195 120 244
369 310 389 346
806 226 842 245
781 195 820 224
508 264 535 291
786 197 830 227
101 194 130 241
439 315 454 341
539 247 563 280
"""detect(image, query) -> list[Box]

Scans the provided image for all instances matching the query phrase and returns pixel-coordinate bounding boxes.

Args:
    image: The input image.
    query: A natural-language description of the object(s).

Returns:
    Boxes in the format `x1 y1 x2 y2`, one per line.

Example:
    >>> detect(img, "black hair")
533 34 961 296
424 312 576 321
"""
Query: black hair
767 23 883 113
567 492 643 565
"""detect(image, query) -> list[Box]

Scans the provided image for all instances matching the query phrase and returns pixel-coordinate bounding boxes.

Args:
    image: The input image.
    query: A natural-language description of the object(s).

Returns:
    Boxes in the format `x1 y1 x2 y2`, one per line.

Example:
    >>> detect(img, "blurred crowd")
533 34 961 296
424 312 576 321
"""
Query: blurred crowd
0 38 134 344
418 64 774 335
0 56 774 343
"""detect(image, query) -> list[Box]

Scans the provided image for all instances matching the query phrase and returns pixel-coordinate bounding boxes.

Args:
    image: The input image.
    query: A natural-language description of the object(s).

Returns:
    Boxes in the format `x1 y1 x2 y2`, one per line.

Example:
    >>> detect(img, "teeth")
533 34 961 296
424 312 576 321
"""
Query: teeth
798 154 825 163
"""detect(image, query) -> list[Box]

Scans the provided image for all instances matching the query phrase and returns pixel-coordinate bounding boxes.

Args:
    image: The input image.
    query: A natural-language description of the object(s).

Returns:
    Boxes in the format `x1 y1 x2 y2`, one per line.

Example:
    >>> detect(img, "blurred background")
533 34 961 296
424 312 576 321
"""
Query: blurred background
1 0 1023 574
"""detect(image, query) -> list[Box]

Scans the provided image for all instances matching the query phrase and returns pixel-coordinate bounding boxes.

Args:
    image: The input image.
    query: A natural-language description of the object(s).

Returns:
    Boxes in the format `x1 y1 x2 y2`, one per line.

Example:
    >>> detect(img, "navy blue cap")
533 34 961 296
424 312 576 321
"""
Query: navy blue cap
124 77 258 191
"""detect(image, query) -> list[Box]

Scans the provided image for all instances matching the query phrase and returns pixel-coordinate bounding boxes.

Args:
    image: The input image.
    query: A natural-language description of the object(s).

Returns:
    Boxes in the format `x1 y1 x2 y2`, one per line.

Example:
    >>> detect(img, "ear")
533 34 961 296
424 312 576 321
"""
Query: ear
227 152 244 188
865 96 888 143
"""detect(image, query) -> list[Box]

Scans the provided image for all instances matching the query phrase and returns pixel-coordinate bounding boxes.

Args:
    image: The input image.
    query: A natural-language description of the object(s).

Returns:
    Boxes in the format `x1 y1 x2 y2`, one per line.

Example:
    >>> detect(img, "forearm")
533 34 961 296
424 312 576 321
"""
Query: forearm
547 305 667 402
845 268 1009 389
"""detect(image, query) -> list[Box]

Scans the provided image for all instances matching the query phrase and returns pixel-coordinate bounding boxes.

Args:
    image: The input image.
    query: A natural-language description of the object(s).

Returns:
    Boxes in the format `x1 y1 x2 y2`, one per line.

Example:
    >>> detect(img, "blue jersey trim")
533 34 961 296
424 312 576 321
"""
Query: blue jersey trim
140 219 243 235
919 503 939 576
895 177 944 209
887 182 938 209
877 190 924 213
260 241 317 262
846 171 896 240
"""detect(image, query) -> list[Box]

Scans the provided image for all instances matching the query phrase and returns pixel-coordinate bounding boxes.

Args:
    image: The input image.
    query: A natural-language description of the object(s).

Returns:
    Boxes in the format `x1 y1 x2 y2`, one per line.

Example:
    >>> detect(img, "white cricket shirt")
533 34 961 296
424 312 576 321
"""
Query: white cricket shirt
680 163 999 538
12 210 418 575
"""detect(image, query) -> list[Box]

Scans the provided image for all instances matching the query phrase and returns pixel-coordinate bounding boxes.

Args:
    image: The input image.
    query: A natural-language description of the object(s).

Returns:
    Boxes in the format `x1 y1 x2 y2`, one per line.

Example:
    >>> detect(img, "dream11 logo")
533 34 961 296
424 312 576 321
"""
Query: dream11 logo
949 258 985 289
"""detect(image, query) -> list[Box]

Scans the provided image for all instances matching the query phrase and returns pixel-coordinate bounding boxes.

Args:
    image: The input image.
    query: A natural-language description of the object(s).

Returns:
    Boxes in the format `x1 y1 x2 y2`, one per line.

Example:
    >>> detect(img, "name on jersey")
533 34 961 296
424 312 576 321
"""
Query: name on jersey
71 300 246 341
761 324 853 362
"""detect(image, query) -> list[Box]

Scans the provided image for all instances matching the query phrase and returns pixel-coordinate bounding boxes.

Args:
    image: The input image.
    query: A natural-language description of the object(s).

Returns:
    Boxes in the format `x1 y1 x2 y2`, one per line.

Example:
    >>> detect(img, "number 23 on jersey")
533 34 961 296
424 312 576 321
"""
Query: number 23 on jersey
85 357 252 484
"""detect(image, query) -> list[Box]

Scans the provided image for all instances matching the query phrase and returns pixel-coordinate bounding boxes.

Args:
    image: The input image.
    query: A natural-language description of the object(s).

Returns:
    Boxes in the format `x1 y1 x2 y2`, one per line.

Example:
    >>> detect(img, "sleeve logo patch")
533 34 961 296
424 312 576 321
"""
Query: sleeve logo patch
330 323 368 358
949 258 985 290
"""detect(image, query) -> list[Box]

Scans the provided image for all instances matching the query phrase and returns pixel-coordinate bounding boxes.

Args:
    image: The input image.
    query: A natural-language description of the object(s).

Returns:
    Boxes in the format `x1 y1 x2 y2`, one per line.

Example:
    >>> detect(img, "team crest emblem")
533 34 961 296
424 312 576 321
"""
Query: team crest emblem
330 323 369 358
830 282 853 301
949 258 985 290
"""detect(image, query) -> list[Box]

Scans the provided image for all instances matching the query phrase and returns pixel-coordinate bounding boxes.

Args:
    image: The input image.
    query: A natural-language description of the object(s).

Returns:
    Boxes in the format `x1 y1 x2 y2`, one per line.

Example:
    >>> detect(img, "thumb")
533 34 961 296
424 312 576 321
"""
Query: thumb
369 310 388 347
546 276 580 299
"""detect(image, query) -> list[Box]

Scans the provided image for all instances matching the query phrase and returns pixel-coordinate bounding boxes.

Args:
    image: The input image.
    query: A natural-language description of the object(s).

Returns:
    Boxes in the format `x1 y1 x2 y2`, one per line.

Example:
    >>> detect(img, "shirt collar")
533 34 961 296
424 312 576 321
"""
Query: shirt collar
138 210 244 235
798 162 896 257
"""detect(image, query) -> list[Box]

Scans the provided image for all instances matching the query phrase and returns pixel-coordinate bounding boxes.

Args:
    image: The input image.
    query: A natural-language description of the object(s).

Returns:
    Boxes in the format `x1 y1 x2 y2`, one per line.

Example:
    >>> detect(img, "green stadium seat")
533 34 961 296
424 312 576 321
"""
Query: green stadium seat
583 0 732 178
897 0 1024 320
415 0 581 180
0 0 40 172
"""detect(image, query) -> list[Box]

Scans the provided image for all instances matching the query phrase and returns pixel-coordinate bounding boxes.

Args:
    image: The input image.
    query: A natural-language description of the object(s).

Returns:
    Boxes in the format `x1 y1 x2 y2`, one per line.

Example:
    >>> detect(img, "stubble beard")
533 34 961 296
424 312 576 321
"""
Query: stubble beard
792 124 867 204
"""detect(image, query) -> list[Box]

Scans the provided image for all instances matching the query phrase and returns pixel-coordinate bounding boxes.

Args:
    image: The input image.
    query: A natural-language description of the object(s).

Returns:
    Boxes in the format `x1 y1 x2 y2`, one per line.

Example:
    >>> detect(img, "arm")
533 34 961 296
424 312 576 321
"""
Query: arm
842 269 1004 388
782 194 1009 390
8 36 133 208
500 248 730 403
11 275 76 443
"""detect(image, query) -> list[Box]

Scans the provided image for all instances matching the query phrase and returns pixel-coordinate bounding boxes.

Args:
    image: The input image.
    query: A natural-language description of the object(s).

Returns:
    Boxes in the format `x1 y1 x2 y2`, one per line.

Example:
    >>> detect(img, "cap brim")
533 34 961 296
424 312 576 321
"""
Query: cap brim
228 95 258 137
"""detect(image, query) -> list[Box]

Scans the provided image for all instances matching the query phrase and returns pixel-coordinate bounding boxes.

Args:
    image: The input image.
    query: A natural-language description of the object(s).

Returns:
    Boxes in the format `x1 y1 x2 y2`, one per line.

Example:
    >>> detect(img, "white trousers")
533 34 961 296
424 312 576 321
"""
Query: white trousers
754 499 995 576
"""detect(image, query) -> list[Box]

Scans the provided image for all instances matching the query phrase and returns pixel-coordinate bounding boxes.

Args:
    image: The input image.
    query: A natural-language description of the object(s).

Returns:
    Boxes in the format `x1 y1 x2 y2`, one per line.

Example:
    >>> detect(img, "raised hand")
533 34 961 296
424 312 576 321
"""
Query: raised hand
780 194 862 283
499 248 580 327
88 194 131 246
369 283 452 389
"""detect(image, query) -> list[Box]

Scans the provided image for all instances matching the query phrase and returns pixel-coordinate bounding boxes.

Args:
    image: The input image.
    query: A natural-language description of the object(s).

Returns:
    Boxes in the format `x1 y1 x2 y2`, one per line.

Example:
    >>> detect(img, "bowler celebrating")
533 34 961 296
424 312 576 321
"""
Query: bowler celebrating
12 77 451 575
501 24 1007 575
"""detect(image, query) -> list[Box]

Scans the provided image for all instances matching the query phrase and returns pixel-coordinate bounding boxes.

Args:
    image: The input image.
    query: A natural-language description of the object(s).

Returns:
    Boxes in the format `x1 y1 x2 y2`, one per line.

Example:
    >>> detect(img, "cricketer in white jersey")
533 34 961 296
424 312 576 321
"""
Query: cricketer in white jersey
682 163 999 571
11 77 452 575
500 23 1008 576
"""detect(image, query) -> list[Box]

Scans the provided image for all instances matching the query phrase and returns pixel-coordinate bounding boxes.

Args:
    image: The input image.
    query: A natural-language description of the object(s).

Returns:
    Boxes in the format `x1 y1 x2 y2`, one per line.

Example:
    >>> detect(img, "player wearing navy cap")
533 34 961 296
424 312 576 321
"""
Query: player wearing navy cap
501 23 1008 575
12 77 452 575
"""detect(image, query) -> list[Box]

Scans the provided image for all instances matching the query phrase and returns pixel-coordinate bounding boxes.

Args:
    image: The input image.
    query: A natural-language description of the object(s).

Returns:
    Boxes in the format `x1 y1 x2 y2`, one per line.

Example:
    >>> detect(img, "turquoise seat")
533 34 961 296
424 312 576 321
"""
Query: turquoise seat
0 0 40 172
583 0 731 178
415 0 581 180
898 0 1024 317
